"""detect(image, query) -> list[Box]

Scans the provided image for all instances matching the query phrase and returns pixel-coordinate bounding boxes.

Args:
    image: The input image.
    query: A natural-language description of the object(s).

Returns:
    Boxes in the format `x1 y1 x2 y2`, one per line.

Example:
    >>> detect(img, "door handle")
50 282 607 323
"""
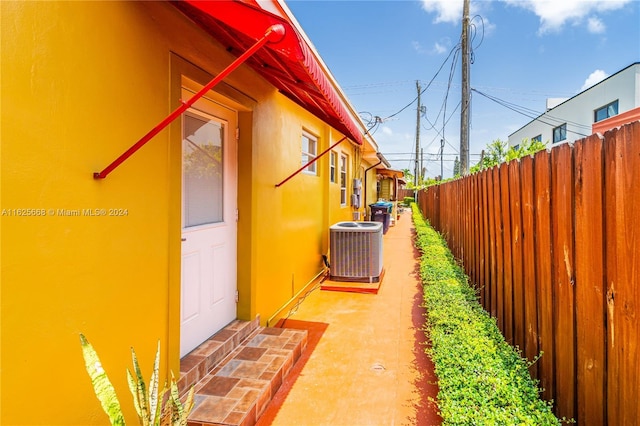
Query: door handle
181 238 187 242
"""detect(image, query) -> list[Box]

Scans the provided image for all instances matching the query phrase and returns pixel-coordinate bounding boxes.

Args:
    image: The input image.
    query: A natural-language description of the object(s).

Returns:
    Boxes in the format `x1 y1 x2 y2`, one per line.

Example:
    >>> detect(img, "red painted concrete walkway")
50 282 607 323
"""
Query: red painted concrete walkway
259 209 442 425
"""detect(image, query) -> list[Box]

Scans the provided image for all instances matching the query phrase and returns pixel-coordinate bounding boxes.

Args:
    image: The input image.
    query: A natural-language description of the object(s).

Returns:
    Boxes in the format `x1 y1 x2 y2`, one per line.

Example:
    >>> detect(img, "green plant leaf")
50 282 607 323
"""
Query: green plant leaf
127 368 142 419
166 383 182 425
130 347 150 426
148 341 161 426
410 205 561 424
179 387 195 426
165 372 194 426
79 334 125 426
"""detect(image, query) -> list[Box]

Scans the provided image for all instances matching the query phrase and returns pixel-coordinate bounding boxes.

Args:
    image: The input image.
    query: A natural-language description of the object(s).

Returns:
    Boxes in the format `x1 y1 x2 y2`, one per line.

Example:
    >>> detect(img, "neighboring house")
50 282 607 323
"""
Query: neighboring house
376 169 403 203
374 168 405 225
1 1 390 423
508 62 640 148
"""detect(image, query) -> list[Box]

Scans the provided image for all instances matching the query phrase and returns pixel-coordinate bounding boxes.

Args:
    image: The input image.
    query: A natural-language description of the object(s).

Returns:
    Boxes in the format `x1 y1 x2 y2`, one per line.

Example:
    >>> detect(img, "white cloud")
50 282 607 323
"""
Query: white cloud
587 16 605 33
420 1 493 39
433 41 448 54
420 0 463 24
382 126 393 135
581 69 608 91
412 40 426 54
503 0 631 34
413 38 451 55
478 16 497 37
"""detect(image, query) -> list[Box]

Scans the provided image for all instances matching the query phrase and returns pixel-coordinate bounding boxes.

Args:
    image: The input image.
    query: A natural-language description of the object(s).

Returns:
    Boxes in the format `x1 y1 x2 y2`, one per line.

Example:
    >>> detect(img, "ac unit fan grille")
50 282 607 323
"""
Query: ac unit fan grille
330 229 383 281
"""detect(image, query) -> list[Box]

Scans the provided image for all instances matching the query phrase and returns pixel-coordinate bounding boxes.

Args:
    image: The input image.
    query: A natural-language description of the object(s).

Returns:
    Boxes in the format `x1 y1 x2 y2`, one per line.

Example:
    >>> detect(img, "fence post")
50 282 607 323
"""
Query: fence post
520 155 539 380
604 122 640 425
574 134 606 425
533 149 555 404
551 142 576 420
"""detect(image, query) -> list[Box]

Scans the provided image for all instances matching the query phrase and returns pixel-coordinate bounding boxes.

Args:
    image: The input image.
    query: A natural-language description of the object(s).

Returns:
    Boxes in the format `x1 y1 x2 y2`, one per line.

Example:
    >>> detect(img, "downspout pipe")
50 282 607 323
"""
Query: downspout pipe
363 153 384 220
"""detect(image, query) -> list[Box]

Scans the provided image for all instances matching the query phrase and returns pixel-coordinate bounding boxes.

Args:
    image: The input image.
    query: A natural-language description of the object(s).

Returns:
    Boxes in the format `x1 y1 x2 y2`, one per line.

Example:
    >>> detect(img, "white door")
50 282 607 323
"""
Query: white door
180 89 237 357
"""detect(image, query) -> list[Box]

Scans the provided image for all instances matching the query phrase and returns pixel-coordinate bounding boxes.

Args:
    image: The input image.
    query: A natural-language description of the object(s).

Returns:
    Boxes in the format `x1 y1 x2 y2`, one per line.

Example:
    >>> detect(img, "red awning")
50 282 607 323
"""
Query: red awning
172 0 363 145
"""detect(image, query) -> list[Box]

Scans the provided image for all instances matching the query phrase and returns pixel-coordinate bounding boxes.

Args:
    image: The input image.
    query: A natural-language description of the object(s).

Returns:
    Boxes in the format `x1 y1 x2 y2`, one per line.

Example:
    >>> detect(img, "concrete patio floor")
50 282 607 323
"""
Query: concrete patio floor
258 209 442 426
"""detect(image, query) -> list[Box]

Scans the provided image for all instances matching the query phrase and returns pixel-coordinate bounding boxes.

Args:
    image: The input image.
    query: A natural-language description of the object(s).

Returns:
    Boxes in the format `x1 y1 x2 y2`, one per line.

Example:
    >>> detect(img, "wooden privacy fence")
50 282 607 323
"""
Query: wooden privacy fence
397 188 414 201
417 121 639 425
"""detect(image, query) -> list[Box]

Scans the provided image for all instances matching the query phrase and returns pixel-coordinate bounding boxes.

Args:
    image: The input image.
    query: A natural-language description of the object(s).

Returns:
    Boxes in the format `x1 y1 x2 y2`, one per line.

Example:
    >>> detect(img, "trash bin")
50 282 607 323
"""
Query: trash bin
369 202 392 234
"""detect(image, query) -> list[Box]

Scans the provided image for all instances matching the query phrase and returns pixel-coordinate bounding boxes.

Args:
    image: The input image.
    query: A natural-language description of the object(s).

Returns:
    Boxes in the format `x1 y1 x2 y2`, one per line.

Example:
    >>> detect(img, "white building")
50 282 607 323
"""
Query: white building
508 62 640 148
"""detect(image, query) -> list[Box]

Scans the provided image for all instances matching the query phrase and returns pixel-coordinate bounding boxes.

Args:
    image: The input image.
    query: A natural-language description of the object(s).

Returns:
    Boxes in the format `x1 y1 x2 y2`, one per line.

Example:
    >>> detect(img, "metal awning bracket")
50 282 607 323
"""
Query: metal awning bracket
275 136 348 188
93 24 285 179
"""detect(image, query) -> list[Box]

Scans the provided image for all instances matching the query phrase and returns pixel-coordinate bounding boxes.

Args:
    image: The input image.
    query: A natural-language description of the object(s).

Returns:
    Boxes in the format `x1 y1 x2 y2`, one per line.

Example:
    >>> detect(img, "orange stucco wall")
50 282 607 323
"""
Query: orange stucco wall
1 2 375 423
592 106 640 135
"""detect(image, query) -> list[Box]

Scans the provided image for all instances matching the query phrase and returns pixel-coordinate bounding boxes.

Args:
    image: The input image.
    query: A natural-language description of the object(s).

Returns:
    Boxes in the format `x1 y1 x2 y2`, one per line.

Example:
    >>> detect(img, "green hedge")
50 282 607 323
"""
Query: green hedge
412 204 560 425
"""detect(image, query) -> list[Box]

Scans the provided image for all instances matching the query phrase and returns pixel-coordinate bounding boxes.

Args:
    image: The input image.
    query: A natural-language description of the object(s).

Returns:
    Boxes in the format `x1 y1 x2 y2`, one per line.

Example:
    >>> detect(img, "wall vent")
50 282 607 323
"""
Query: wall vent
329 221 383 283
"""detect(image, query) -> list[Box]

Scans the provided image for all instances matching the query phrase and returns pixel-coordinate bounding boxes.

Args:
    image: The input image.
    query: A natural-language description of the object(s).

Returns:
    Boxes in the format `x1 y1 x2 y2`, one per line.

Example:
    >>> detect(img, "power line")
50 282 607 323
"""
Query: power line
380 152 482 156
348 79 571 102
382 43 461 121
342 80 416 90
422 100 462 150
472 88 591 137
469 15 485 50
430 42 461 172
472 89 583 126
421 60 461 135
471 84 574 99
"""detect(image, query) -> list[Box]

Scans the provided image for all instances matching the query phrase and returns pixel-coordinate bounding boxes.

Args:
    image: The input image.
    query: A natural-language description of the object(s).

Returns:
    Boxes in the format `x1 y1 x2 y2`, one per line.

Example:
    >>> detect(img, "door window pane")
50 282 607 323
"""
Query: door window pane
183 113 224 227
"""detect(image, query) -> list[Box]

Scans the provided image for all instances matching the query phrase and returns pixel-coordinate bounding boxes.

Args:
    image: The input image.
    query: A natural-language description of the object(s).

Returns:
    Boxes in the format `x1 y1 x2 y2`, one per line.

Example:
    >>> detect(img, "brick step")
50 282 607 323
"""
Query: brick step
178 319 307 426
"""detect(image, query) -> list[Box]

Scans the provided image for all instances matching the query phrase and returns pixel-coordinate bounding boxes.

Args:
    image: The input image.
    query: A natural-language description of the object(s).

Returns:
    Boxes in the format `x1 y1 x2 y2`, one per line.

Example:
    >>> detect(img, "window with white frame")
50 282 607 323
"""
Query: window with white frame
329 151 337 183
301 131 317 174
340 154 347 206
552 123 567 143
594 100 619 123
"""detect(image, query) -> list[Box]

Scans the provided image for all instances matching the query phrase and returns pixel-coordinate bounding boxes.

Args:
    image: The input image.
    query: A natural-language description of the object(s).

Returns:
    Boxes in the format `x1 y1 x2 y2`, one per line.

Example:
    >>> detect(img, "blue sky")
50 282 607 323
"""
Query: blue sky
286 0 640 178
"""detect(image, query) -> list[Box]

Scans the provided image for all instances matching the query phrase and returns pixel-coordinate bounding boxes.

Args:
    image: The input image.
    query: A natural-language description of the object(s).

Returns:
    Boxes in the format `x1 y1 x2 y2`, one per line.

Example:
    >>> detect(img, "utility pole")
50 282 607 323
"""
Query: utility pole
440 138 444 179
415 80 421 187
420 148 424 184
460 0 470 175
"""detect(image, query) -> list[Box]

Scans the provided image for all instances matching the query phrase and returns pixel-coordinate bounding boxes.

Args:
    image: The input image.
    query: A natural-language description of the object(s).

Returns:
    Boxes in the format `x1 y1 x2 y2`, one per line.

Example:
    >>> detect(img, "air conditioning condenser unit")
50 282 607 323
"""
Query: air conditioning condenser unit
329 221 383 283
